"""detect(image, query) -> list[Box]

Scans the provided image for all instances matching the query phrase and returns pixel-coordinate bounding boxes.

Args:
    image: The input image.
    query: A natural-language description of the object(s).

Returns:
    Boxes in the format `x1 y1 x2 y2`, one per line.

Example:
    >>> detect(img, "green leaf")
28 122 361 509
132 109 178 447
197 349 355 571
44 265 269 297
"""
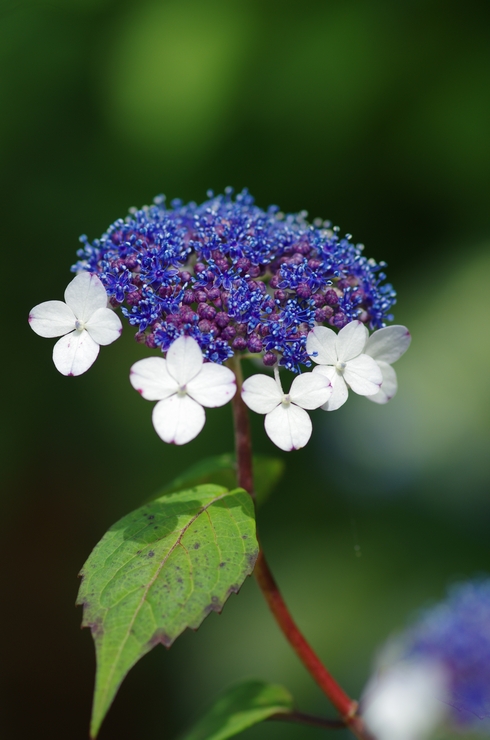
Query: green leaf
77 485 258 738
252 456 284 506
158 453 284 506
180 680 294 740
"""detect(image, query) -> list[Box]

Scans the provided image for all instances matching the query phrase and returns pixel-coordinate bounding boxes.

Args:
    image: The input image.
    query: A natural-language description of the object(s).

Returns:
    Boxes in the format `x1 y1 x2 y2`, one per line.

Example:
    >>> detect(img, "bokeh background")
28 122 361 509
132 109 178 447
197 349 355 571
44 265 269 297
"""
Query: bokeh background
3 0 490 738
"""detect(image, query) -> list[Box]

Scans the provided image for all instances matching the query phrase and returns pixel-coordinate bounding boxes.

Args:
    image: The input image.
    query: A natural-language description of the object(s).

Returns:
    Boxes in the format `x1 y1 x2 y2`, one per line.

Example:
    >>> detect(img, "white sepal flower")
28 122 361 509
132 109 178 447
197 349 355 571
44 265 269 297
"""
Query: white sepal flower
364 325 411 404
28 272 122 376
306 320 382 411
241 368 332 451
362 660 447 740
130 335 236 445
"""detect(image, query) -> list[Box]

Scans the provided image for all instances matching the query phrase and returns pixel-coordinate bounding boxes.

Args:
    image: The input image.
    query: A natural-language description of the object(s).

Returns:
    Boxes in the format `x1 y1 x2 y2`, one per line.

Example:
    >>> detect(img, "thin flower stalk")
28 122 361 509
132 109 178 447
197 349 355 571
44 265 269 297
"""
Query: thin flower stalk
231 355 374 740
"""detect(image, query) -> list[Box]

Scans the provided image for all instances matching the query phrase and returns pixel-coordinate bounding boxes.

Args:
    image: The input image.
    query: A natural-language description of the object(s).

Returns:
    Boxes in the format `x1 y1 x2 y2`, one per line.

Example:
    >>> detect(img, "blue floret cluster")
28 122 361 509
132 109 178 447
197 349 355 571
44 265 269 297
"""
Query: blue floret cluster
408 580 490 724
73 188 396 371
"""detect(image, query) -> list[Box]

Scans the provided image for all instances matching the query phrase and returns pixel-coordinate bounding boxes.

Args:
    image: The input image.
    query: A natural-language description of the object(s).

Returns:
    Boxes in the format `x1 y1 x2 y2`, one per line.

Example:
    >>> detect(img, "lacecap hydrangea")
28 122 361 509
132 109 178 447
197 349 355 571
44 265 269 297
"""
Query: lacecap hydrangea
73 189 396 372
363 579 490 740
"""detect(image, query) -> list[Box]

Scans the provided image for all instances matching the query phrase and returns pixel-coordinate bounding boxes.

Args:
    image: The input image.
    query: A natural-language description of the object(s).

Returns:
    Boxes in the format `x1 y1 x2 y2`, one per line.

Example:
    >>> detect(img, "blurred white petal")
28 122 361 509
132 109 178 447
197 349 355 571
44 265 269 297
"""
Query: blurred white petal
52 330 99 376
363 661 447 740
152 394 205 445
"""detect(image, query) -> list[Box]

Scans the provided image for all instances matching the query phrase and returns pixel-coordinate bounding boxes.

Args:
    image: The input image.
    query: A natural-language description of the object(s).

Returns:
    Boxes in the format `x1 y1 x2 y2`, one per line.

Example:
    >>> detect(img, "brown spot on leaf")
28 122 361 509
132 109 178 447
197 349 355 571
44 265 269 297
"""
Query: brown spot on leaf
149 629 173 648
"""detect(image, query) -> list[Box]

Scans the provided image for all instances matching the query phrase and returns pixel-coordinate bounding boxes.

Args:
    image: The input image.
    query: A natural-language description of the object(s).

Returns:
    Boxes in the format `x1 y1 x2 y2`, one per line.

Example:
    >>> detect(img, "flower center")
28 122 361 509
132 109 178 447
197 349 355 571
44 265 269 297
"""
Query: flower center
177 385 187 397
281 393 291 408
75 319 86 331
335 361 347 373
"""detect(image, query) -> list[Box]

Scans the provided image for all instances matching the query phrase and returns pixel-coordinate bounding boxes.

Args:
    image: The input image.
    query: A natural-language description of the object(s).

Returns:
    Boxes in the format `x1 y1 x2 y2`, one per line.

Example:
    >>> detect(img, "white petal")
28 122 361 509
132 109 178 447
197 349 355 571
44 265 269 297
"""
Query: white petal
186 363 236 407
365 325 411 364
64 272 108 322
130 357 177 400
335 320 369 362
52 330 99 376
363 661 447 740
264 404 312 451
166 335 203 385
152 394 205 445
242 374 282 414
306 326 338 365
85 307 122 345
289 372 332 410
366 361 398 404
314 366 349 411
344 354 383 395
29 300 76 338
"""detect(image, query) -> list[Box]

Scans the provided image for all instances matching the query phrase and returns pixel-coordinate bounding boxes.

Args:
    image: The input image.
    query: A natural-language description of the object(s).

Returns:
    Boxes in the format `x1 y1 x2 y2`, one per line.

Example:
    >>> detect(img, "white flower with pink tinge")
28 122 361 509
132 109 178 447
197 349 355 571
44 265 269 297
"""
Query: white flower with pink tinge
28 272 122 376
130 335 236 445
241 367 332 451
364 325 411 404
306 320 383 411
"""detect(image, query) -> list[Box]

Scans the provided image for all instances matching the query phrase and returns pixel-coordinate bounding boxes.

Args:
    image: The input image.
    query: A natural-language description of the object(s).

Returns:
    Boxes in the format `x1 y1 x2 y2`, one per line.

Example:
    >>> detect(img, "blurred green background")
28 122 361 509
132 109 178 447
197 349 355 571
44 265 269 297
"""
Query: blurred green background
3 0 490 738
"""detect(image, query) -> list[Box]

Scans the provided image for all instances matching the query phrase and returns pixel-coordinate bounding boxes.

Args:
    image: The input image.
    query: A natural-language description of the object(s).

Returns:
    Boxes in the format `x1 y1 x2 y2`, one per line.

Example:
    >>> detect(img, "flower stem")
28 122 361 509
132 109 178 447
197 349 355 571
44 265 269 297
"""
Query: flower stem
230 357 374 740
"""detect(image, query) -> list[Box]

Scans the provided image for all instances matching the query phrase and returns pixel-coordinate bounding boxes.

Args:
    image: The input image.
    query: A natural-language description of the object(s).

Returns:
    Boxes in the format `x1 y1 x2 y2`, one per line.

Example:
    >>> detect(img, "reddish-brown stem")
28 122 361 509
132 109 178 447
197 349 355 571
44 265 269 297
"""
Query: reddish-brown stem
229 357 374 740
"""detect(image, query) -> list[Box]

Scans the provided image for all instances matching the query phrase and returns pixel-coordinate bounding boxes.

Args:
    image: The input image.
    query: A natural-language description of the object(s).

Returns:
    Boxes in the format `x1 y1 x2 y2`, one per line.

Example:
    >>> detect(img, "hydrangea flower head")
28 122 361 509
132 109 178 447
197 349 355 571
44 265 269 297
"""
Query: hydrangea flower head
28 272 122 375
407 579 490 724
73 189 397 373
363 579 490 739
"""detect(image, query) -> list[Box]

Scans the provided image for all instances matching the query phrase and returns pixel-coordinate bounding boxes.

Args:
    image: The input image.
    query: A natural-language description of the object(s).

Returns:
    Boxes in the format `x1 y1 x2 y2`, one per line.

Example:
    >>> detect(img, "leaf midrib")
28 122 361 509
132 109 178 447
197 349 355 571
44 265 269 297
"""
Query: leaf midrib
97 491 230 712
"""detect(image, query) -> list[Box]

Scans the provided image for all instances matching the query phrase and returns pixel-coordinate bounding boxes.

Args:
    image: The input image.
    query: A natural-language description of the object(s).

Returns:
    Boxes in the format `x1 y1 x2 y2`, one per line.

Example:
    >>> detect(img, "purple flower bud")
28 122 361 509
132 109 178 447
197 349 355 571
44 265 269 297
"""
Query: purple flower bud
330 311 348 328
263 352 277 366
247 335 263 353
198 319 213 333
198 303 216 320
236 258 251 273
221 326 236 341
296 283 311 298
324 289 339 306
232 336 247 351
215 312 230 328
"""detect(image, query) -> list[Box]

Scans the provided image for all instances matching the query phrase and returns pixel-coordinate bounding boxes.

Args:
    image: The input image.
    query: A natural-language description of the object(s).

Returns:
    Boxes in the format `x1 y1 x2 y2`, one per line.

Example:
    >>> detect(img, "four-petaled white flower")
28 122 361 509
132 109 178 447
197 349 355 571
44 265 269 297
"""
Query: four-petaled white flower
29 272 122 376
130 335 236 445
241 368 332 451
364 325 411 404
307 320 383 411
